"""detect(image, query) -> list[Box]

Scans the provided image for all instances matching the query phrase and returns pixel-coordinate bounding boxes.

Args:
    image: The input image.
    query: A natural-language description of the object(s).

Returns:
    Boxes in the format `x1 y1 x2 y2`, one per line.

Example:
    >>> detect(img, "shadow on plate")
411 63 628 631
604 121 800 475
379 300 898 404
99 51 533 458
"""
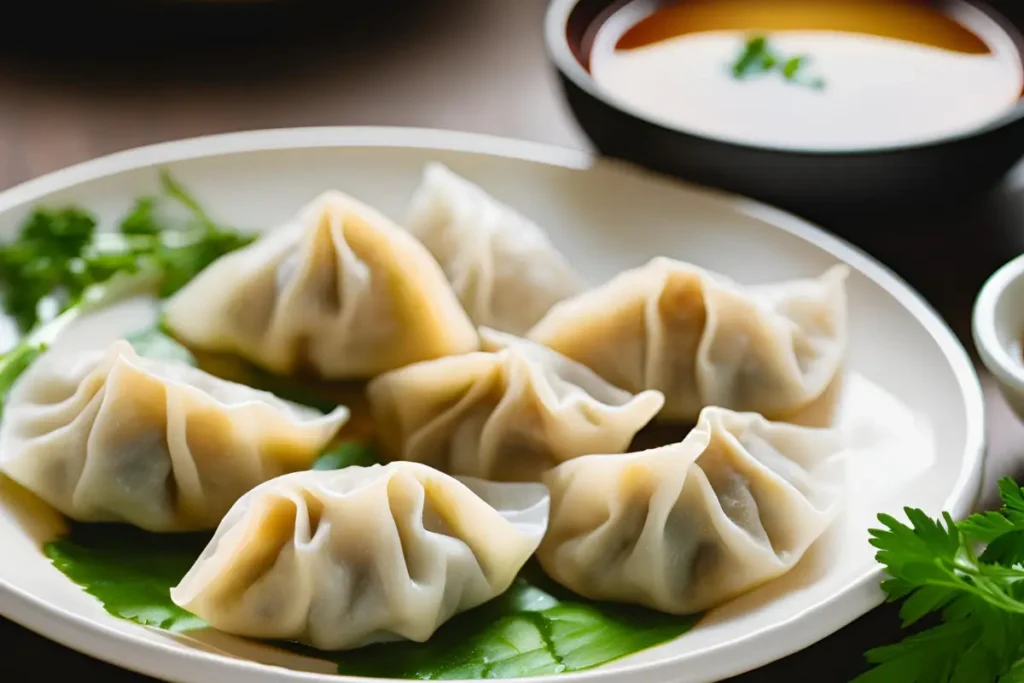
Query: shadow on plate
164 629 339 675
699 510 844 628
0 476 67 546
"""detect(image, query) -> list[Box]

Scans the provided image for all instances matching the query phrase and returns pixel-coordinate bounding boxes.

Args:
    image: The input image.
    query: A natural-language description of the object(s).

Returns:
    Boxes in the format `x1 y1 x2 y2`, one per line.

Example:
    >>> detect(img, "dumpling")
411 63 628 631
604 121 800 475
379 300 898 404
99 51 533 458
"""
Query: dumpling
170 462 549 650
163 190 479 379
367 328 664 482
528 258 848 423
536 406 845 614
0 340 348 531
405 163 584 335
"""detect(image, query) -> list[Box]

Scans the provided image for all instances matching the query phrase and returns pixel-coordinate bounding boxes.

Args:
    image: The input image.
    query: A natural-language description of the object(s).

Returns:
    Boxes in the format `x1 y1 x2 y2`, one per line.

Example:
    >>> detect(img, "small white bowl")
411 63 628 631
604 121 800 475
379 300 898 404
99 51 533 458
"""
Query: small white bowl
974 253 1024 418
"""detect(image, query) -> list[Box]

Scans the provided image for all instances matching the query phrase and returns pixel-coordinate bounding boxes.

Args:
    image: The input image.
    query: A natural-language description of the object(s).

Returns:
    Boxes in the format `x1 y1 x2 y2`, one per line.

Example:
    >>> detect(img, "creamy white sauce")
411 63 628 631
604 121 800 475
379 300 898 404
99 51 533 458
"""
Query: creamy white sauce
592 30 1024 151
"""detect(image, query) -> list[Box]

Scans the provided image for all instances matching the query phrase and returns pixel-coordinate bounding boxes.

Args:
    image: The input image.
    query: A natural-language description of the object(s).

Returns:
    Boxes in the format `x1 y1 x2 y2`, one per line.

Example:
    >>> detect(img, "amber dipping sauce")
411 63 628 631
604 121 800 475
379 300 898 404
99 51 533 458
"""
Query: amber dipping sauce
590 0 1024 150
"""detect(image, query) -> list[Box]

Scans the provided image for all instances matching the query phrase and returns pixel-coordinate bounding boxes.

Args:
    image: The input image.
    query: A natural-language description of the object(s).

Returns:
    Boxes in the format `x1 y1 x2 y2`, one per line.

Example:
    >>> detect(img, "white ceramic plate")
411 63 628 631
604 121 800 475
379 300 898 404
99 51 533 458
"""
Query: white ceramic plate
0 127 985 683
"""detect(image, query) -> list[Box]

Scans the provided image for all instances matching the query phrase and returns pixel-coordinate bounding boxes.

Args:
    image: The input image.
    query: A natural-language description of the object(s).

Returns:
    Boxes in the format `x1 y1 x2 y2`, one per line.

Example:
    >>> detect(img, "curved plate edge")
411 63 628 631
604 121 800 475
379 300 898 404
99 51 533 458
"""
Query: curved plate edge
0 126 987 683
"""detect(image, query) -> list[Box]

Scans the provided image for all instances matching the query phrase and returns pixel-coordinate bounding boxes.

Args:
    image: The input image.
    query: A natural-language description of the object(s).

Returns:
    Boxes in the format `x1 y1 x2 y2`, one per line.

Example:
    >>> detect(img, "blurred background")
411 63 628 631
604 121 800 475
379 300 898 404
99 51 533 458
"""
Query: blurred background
0 1 583 181
4 1 1024 680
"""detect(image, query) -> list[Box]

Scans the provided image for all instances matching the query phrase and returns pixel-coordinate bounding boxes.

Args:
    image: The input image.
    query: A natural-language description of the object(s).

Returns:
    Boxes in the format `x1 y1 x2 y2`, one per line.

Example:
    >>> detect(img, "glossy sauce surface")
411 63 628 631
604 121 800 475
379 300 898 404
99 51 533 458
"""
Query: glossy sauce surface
589 0 1024 150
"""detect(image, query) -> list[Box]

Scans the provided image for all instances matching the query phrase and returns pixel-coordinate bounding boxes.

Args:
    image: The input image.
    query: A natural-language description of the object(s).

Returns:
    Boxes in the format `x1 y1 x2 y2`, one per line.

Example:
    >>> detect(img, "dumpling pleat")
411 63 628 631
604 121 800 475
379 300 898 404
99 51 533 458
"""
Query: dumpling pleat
537 406 846 614
0 341 349 531
368 329 664 482
170 463 550 650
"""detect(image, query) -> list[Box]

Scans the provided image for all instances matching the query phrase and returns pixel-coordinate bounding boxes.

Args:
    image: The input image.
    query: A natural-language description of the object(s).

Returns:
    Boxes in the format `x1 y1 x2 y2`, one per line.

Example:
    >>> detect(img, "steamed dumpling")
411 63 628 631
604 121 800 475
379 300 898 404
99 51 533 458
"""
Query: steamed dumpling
536 406 845 614
171 462 549 650
164 190 479 379
0 340 348 531
367 328 664 482
528 258 848 423
405 163 584 335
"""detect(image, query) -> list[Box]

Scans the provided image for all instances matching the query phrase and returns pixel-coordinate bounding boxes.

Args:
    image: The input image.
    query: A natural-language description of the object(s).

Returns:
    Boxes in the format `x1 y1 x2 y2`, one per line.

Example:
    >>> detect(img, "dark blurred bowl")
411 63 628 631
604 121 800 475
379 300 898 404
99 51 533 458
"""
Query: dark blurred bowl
545 0 1024 220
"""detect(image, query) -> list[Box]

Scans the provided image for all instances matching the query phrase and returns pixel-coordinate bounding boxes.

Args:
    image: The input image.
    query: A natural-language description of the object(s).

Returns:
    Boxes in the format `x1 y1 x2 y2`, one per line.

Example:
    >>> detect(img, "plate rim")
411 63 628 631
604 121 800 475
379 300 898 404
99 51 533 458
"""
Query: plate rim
0 126 987 683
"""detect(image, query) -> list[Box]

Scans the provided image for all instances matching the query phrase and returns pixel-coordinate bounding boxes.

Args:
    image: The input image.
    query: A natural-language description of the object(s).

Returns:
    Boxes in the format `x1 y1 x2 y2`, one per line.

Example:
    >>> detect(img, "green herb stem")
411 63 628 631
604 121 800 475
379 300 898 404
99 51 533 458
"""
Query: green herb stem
730 34 825 90
0 171 254 416
856 478 1024 682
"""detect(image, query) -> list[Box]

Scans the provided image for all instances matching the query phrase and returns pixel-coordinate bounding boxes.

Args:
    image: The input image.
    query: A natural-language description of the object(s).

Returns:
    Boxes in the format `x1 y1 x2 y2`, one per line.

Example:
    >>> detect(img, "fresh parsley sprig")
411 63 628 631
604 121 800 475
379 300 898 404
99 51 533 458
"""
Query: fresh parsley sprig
857 478 1024 682
0 170 255 418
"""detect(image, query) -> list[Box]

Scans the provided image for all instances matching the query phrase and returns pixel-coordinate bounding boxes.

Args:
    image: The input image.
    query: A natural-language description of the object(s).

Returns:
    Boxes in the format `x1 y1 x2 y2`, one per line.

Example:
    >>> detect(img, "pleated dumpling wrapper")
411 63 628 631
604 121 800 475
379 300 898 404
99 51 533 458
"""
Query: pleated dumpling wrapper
170 462 550 650
367 328 665 482
163 190 479 379
537 406 846 614
405 163 584 335
0 340 348 531
528 258 848 423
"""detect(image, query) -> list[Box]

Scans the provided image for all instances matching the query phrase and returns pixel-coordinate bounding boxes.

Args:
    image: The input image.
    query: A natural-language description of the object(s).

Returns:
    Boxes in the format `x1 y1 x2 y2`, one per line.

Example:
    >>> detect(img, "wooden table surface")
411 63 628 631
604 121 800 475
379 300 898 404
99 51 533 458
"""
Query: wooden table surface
3 1 1024 681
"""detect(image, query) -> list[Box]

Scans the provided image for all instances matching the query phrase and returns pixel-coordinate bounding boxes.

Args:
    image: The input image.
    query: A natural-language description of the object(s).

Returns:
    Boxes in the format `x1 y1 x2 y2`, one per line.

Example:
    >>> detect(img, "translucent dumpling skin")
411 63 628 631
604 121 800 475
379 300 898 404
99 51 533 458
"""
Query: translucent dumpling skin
367 328 664 482
528 259 848 423
406 164 583 335
0 340 348 531
536 406 846 614
170 462 550 650
164 190 479 379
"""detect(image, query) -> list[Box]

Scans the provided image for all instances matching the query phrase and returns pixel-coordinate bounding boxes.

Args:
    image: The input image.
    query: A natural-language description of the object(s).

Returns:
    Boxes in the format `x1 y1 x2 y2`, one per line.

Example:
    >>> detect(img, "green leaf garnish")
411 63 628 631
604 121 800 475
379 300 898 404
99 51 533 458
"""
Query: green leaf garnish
332 568 698 678
0 268 162 421
42 444 381 629
855 478 1024 682
0 171 254 417
731 35 825 90
46 522 696 679
157 168 218 231
731 35 773 79
45 523 210 632
43 437 696 679
0 169 254 336
782 55 803 79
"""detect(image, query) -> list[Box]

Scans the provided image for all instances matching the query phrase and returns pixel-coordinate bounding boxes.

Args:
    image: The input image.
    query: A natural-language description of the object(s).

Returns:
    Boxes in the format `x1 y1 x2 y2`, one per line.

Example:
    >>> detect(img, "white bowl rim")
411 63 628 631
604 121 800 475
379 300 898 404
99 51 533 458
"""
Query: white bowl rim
973 252 1024 389
0 126 987 683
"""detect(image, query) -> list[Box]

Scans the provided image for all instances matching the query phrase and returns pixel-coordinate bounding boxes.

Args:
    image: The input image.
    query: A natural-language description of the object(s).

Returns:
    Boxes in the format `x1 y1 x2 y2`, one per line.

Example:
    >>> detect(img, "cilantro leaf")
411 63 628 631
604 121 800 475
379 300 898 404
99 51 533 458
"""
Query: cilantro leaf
157 168 217 230
0 171 255 408
119 196 163 236
960 479 1024 544
782 55 804 79
21 206 96 255
0 268 161 421
731 35 774 79
154 229 252 298
857 478 1024 682
0 170 254 337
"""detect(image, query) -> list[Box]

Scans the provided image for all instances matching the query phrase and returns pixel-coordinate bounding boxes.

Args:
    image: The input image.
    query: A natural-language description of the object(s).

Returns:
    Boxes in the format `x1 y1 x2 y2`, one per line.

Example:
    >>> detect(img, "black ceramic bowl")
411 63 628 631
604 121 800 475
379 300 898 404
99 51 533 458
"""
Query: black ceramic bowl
545 0 1024 219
